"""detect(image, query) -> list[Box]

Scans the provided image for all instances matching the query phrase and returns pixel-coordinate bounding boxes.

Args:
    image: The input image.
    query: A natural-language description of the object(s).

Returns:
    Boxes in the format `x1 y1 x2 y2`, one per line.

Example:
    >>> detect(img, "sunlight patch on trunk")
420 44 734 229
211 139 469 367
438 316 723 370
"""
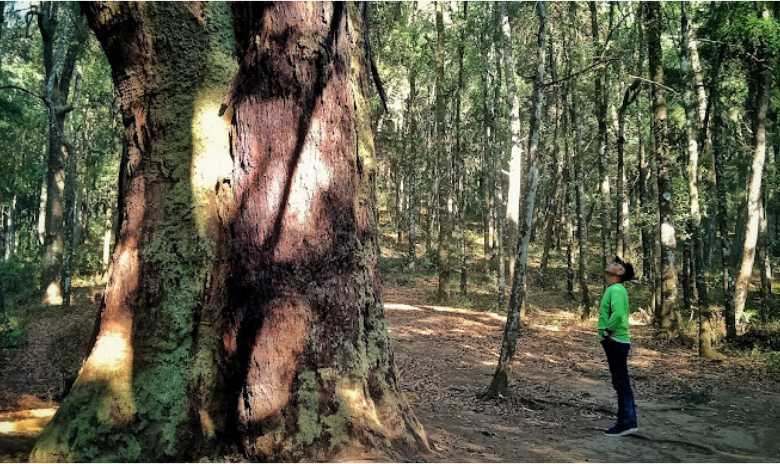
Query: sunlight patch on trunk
190 93 232 242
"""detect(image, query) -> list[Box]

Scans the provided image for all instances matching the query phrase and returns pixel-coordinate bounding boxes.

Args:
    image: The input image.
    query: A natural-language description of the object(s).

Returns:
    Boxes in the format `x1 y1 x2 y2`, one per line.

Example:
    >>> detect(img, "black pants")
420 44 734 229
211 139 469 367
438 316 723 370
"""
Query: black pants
601 338 637 427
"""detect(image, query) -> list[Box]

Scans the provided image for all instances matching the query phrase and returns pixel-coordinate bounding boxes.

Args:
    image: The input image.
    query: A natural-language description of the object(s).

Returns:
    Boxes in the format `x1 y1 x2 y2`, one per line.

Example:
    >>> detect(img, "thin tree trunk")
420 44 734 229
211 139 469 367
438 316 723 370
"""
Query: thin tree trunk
539 88 563 286
37 165 47 246
589 1 610 272
571 95 591 317
406 69 418 270
3 195 15 261
456 3 468 297
38 3 87 305
492 6 506 308
711 66 735 340
502 1 524 282
733 16 771 335
486 1 546 398
435 2 452 302
681 3 718 357
616 79 640 260
61 142 77 306
101 205 112 274
647 1 680 337
759 190 772 321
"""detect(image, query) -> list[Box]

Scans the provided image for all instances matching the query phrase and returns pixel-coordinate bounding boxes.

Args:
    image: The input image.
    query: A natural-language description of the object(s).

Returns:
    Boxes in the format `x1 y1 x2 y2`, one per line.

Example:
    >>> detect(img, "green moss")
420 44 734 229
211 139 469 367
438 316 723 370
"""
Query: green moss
321 407 349 450
294 370 322 446
34 3 239 461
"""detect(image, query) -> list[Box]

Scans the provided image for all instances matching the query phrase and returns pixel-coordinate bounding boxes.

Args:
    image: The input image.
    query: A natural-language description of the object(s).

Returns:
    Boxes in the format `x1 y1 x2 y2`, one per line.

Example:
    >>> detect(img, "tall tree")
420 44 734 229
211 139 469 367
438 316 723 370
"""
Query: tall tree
616 78 640 260
455 3 468 296
502 1 524 282
37 2 87 305
435 1 452 302
680 3 718 357
487 1 547 398
646 1 680 337
733 4 772 336
589 1 611 271
32 3 427 460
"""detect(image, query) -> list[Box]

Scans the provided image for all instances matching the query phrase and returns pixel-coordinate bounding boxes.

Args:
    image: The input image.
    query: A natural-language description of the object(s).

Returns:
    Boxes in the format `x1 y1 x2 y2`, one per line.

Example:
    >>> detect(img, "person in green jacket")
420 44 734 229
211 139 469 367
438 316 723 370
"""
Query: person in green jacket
598 257 638 437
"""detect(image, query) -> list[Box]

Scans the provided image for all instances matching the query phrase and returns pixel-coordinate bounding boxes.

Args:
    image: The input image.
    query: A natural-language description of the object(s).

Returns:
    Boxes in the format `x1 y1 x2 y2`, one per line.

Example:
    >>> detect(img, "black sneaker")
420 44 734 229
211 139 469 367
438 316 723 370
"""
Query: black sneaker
604 423 638 437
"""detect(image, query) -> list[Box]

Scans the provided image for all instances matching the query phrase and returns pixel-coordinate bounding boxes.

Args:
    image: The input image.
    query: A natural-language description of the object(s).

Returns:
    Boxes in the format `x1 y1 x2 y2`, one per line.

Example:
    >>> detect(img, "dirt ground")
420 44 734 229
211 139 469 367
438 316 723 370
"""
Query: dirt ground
1 282 779 462
384 283 780 462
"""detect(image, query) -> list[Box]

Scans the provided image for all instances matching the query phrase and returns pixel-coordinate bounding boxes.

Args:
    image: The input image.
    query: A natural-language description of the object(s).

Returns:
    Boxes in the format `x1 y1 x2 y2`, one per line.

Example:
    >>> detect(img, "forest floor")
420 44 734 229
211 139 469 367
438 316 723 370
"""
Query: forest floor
1 246 780 462
384 281 780 462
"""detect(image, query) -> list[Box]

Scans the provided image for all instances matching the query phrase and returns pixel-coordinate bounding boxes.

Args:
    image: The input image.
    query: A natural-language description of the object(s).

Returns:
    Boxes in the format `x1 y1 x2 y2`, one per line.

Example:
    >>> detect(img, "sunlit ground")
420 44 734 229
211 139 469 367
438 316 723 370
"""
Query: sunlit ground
0 408 56 438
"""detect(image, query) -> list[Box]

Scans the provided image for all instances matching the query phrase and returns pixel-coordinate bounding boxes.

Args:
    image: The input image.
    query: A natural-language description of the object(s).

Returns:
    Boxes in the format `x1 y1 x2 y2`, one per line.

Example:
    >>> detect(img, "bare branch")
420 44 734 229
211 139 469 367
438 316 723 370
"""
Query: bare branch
0 85 48 106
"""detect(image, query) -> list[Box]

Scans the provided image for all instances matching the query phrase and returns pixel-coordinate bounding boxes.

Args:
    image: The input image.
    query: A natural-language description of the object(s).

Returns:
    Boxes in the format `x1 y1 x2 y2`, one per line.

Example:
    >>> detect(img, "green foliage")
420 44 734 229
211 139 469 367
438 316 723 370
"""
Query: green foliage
0 257 40 305
0 317 26 348
765 351 780 373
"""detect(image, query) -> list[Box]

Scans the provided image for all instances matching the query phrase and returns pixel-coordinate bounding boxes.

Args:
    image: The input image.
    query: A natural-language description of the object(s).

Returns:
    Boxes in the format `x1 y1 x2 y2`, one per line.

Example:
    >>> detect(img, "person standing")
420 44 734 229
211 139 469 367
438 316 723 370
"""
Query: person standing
599 257 638 436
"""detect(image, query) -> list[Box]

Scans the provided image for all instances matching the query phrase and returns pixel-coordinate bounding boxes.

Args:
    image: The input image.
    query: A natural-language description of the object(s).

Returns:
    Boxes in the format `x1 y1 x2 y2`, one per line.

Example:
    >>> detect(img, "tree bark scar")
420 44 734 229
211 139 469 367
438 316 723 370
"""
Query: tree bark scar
238 297 312 429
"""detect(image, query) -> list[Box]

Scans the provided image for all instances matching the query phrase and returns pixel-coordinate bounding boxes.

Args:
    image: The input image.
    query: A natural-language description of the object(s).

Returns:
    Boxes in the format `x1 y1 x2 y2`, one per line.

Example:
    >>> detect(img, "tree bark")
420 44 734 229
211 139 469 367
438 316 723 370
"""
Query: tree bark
758 190 772 321
492 7 506 308
33 3 426 461
502 1 524 283
435 2 452 302
616 79 640 260
589 1 611 272
455 3 468 297
571 93 591 318
646 2 680 338
486 1 546 398
680 3 718 357
405 69 418 270
38 3 87 305
733 12 771 335
101 205 112 274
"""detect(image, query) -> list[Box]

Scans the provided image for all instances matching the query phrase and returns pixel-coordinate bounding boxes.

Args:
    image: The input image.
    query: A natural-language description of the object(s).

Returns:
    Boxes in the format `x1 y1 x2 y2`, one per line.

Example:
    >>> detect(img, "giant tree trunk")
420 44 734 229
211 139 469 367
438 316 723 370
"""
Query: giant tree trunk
486 1 546 398
733 24 771 335
32 3 426 461
646 2 680 338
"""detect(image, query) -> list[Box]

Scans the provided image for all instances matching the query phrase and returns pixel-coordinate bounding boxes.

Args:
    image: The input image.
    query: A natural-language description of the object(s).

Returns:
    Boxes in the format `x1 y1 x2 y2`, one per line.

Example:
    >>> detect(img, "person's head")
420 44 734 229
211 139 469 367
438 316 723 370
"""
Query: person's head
604 256 636 284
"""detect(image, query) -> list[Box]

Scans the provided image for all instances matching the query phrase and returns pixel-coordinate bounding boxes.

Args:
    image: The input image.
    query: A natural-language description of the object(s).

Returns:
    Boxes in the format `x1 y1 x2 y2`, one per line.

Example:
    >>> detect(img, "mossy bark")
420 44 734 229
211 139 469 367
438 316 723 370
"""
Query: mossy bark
32 2 426 462
32 2 239 461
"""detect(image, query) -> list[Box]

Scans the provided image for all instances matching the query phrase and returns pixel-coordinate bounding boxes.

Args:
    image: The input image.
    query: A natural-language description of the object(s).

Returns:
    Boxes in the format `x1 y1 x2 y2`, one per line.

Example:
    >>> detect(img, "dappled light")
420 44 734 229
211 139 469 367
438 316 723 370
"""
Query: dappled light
1 0 780 461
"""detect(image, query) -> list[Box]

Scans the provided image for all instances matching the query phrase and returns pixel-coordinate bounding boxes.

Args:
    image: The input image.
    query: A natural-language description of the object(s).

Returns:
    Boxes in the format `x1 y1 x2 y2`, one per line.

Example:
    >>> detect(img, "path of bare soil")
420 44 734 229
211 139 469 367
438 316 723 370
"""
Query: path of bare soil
384 284 780 462
1 283 779 462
